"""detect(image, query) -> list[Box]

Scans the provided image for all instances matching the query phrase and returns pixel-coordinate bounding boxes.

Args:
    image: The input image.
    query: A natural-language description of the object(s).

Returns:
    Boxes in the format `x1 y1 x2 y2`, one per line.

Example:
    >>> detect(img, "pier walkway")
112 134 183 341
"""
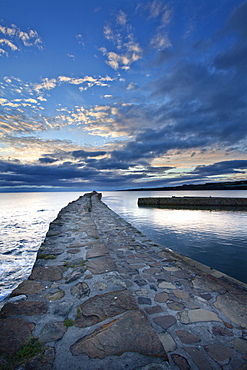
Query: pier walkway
0 192 247 369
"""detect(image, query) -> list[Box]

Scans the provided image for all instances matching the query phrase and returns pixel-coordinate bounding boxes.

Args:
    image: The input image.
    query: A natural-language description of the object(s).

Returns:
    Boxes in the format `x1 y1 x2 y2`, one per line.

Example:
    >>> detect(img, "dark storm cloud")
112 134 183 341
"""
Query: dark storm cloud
39 157 58 164
0 160 97 187
85 158 132 170
137 1 247 161
0 159 150 189
151 48 175 67
111 125 208 161
213 1 247 73
72 150 107 158
192 160 247 177
225 1 247 39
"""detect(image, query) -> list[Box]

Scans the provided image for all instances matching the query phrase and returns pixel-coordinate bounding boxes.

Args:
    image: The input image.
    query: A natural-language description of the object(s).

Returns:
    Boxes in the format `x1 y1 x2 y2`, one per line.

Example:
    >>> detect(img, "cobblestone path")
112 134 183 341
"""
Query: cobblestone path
0 192 247 370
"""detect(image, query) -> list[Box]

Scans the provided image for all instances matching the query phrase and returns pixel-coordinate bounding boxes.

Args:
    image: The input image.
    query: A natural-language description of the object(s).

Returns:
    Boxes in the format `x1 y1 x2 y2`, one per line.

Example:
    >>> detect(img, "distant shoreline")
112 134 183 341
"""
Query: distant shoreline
125 180 247 192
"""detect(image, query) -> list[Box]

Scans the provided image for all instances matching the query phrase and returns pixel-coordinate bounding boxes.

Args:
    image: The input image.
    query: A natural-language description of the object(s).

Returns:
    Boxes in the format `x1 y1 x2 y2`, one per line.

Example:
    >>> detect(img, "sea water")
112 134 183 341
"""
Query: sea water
0 190 246 306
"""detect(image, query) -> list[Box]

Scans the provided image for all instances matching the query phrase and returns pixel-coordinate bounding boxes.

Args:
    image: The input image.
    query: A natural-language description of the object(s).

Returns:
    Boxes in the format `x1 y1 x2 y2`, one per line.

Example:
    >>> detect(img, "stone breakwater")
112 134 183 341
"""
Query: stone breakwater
138 196 247 209
0 192 247 370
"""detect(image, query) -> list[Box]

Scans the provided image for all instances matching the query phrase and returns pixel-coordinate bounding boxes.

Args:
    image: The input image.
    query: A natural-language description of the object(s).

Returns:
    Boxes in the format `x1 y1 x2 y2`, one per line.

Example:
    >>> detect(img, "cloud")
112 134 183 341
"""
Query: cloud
111 127 208 162
116 10 127 26
192 160 247 177
100 47 142 70
225 1 247 39
146 1 164 18
72 150 106 158
126 82 138 90
104 25 115 42
32 75 114 93
141 1 173 27
150 32 172 49
0 38 19 51
0 23 42 56
39 157 58 164
100 9 142 70
0 158 153 190
76 34 84 46
212 2 247 74
33 78 57 92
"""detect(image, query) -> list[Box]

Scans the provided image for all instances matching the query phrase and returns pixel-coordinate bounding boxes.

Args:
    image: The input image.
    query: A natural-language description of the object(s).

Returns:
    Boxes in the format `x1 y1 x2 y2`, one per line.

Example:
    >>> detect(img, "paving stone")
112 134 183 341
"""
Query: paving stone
145 305 164 315
176 330 201 344
184 301 201 309
163 267 180 272
153 315 176 330
237 363 247 370
67 248 80 254
178 308 221 324
71 282 90 298
229 338 247 354
93 281 108 290
185 347 211 370
159 332 177 352
204 344 232 365
71 310 168 359
29 266 63 281
154 292 169 303
8 294 27 303
171 354 190 370
75 289 138 328
212 325 233 336
53 301 73 317
136 363 170 370
46 290 65 301
214 293 247 328
173 270 191 279
64 257 87 267
144 268 161 274
172 290 189 300
106 274 127 288
200 293 212 300
10 279 44 296
0 318 35 353
158 282 176 289
224 322 233 329
65 267 85 283
129 264 146 269
86 229 99 238
0 301 48 317
148 262 162 268
86 256 117 274
167 301 185 311
86 244 109 258
136 288 148 296
138 297 152 305
39 321 67 342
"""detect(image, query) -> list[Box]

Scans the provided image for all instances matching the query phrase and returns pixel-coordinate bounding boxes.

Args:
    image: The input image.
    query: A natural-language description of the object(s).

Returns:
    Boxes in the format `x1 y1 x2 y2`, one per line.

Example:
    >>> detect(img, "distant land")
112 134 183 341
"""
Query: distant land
126 180 247 191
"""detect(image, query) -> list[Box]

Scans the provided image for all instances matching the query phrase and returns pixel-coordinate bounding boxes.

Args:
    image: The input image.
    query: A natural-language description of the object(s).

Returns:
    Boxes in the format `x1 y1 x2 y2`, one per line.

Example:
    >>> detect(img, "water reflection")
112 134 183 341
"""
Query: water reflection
103 190 247 284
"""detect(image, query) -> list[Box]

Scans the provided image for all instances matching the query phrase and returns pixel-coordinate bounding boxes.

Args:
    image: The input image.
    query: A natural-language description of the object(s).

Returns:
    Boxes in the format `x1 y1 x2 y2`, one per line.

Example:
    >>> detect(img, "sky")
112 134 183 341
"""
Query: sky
0 0 247 191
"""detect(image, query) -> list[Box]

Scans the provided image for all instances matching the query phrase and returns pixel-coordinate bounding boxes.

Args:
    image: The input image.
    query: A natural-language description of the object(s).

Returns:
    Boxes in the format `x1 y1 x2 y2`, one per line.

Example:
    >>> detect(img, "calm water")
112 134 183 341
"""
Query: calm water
0 190 246 304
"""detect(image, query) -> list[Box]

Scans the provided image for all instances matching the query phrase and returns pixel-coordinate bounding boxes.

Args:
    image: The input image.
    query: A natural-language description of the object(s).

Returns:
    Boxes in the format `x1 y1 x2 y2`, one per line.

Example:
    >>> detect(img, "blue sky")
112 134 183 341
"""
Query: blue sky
0 0 247 191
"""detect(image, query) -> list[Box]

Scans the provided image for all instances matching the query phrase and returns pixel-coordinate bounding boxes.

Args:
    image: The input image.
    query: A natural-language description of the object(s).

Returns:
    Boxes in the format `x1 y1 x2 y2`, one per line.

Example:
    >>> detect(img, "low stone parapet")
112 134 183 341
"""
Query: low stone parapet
138 196 247 209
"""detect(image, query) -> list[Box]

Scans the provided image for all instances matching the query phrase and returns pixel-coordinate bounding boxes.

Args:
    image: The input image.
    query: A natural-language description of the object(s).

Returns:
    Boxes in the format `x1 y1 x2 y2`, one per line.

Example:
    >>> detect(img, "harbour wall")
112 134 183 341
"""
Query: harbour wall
138 196 247 208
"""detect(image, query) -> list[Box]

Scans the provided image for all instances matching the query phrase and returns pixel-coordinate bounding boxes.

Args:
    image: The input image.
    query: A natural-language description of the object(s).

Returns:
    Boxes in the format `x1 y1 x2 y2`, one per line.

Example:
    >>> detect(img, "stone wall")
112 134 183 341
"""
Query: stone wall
138 196 247 208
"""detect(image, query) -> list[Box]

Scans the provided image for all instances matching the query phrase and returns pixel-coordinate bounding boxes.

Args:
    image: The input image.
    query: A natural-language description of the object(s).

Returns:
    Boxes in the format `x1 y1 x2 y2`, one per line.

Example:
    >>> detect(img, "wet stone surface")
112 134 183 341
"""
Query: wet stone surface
1 191 247 370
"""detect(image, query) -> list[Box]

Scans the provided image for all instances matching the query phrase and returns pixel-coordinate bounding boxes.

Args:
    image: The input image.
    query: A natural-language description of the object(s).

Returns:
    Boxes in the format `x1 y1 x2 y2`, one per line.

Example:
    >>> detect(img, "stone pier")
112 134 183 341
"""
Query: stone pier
138 196 247 209
0 192 247 369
